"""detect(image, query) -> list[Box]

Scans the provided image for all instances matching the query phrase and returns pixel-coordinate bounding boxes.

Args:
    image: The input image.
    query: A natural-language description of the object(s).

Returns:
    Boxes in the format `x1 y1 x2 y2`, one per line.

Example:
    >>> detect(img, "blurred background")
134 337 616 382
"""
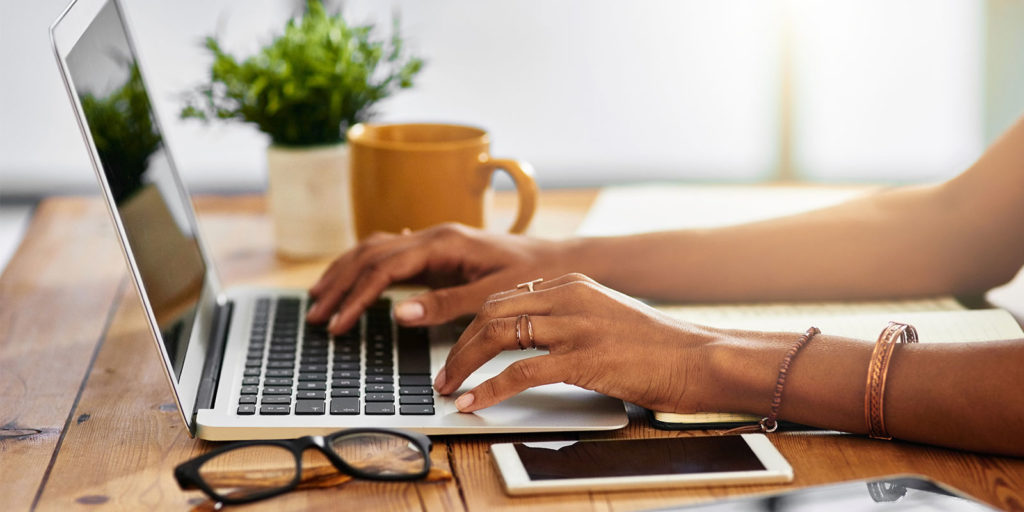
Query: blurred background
2 0 1024 267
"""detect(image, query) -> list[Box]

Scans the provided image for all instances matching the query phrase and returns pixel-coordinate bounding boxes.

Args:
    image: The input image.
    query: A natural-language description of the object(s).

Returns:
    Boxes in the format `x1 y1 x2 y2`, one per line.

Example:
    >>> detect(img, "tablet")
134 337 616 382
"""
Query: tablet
491 434 793 495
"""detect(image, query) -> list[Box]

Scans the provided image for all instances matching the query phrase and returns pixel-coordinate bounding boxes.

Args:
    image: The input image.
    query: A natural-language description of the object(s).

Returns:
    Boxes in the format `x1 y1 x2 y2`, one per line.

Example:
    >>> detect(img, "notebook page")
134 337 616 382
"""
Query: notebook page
657 297 965 321
576 184 871 237
661 308 1022 342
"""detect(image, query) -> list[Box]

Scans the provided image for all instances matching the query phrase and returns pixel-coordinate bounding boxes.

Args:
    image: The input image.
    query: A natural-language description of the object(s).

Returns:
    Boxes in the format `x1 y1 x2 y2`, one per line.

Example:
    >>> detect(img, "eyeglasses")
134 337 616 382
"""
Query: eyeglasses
174 428 432 506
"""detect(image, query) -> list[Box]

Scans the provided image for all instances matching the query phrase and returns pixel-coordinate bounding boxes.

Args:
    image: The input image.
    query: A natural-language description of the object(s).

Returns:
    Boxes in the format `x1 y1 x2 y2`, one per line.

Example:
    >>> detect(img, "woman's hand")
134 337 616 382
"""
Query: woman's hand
434 273 720 414
306 224 579 334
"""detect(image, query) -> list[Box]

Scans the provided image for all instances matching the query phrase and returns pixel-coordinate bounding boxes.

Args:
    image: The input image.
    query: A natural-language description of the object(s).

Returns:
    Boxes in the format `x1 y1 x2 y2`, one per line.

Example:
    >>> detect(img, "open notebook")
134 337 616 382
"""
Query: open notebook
576 185 1024 429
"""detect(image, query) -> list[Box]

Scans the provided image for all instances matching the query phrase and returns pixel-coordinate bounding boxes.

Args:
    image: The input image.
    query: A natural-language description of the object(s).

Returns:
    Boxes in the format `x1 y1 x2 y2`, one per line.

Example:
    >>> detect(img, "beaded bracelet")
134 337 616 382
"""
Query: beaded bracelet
865 322 918 440
726 327 820 434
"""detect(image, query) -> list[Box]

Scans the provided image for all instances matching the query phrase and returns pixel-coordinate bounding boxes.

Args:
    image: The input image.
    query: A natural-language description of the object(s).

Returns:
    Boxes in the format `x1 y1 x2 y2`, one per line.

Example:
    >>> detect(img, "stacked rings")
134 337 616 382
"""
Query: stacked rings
515 314 536 350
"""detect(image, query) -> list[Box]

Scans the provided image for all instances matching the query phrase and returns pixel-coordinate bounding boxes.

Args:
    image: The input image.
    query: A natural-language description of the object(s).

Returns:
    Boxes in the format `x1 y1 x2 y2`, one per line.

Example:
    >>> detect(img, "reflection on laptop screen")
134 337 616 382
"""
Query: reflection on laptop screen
66 1 205 379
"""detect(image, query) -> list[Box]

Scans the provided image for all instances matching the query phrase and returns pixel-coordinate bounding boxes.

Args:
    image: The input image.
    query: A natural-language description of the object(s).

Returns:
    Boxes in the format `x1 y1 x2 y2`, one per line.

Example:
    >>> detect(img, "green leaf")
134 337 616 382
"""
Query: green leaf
180 0 424 146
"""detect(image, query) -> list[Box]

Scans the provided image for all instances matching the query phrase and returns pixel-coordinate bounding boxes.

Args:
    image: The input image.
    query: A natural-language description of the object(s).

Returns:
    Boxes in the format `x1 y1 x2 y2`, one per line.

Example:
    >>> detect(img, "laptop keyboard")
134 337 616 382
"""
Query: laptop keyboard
236 296 435 417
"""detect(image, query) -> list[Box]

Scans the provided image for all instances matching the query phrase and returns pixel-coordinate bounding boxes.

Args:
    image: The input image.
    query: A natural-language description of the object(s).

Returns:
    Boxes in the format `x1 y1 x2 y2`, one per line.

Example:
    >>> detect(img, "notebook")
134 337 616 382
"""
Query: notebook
50 0 627 440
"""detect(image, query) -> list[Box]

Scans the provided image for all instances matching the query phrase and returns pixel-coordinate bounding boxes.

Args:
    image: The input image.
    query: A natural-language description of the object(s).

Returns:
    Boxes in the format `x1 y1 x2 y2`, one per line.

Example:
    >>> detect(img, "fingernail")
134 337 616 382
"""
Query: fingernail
307 302 320 317
395 300 425 322
328 314 341 332
455 393 475 412
433 367 447 391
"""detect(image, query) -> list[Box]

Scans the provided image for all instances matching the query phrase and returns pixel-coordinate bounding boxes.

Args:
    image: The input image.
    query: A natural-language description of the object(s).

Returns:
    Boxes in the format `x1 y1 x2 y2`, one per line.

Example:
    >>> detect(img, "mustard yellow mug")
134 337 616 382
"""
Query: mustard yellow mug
347 123 538 239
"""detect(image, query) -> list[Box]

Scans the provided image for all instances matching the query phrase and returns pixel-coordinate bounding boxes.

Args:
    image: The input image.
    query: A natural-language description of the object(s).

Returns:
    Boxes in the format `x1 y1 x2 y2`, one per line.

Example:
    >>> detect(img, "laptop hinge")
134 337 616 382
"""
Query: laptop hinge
192 299 233 428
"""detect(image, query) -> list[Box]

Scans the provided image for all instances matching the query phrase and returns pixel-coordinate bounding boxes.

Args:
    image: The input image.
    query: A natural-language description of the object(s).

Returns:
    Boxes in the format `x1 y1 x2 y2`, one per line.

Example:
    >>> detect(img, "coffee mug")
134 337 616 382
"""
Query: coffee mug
346 123 538 240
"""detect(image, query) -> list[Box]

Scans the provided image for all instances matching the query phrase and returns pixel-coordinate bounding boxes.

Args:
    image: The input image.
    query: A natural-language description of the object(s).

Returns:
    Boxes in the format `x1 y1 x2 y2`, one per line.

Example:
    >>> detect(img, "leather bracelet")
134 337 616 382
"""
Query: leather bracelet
864 322 918 440
725 327 820 435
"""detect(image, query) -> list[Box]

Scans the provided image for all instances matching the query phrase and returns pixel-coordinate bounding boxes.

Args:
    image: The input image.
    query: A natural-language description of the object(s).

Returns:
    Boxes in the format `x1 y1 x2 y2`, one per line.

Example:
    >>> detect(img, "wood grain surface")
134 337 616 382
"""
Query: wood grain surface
3 190 1023 512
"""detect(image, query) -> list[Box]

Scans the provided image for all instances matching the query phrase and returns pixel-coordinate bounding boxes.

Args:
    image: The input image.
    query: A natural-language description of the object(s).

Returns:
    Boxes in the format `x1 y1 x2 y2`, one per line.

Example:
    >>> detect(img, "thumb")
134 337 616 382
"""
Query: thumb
394 276 504 326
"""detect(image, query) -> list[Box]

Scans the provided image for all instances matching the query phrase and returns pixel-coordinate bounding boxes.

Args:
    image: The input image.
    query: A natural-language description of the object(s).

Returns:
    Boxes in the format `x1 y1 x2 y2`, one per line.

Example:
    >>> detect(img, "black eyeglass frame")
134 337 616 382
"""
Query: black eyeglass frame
174 427 433 506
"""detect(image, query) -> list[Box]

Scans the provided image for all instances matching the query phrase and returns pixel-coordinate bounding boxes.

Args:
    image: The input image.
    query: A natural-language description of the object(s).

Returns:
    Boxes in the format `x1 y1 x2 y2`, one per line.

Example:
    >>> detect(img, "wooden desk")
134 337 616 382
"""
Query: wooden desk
2 191 1023 511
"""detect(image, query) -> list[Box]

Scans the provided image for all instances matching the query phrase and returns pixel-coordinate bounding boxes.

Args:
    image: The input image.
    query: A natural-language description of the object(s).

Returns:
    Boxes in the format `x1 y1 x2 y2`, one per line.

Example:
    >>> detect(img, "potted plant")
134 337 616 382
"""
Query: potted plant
182 0 423 258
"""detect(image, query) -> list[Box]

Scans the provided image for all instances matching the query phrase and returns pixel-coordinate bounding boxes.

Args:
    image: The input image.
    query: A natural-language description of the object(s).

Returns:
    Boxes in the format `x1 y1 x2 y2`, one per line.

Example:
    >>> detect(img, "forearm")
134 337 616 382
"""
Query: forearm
567 182 1019 302
706 328 1024 456
564 115 1024 302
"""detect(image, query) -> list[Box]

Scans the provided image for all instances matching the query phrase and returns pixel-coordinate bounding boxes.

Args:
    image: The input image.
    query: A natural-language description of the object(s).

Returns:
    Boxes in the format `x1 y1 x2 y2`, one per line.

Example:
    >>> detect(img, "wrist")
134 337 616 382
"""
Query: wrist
553 237 613 283
705 329 794 415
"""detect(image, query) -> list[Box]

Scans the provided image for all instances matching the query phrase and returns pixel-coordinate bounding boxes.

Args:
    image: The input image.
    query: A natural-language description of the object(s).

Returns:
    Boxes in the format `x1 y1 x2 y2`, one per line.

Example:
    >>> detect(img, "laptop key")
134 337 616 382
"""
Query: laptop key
400 405 435 415
297 382 326 391
332 379 358 388
398 375 431 386
267 360 294 369
300 364 328 373
365 403 396 415
244 368 261 377
242 377 259 386
365 393 395 402
261 396 291 405
366 375 393 384
240 386 259 395
399 396 433 405
398 327 431 374
266 369 293 378
263 386 292 395
245 358 262 368
264 378 293 387
331 388 359 398
365 384 394 393
295 400 326 415
296 390 326 400
237 404 256 415
334 362 360 371
298 372 327 382
366 366 392 375
399 386 433 396
239 395 257 404
330 398 360 415
333 371 359 380
260 405 291 415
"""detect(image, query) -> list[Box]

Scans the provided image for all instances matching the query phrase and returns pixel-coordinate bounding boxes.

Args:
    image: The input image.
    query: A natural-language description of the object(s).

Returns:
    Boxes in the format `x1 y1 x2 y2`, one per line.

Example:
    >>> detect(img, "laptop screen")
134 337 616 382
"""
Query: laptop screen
65 0 206 379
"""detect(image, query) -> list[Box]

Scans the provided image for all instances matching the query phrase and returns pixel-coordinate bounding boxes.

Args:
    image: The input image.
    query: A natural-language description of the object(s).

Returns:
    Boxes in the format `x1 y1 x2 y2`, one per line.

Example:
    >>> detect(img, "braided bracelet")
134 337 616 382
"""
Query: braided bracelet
865 322 918 440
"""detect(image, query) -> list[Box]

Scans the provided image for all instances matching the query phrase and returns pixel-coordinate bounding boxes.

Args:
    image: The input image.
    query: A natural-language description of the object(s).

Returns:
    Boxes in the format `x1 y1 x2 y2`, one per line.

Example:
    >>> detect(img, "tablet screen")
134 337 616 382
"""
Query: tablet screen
513 437 765 481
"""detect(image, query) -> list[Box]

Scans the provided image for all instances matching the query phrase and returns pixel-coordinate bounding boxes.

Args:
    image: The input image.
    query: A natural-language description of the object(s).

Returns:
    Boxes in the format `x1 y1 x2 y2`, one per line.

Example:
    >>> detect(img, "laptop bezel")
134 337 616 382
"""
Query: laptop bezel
50 0 224 435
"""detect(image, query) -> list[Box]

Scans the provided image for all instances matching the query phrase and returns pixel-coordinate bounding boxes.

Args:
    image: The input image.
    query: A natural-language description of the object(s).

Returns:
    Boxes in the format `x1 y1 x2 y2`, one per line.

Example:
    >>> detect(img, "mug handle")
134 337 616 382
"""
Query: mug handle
479 157 538 234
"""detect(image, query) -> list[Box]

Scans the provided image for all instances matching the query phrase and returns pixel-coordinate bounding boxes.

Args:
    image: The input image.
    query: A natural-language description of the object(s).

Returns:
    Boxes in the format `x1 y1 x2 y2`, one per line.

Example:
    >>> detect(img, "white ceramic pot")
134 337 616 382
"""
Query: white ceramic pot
266 143 354 259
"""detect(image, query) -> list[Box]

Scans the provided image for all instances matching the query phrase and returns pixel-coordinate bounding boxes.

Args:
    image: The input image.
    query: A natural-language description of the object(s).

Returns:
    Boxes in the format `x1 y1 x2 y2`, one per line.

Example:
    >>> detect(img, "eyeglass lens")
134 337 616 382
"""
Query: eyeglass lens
197 444 297 501
328 432 428 477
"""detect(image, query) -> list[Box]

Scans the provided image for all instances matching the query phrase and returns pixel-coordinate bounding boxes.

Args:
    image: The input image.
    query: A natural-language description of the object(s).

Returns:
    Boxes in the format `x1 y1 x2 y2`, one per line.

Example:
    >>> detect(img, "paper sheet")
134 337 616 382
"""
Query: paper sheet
576 183 871 237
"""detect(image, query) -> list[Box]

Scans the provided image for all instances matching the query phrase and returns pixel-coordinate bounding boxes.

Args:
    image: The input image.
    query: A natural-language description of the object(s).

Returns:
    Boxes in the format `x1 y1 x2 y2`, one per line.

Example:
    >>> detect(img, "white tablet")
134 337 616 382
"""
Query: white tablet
491 434 793 496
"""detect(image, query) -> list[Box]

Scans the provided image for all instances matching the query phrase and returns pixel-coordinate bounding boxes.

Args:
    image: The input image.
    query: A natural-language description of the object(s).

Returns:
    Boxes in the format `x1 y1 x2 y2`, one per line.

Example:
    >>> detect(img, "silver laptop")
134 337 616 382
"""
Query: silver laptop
51 0 627 440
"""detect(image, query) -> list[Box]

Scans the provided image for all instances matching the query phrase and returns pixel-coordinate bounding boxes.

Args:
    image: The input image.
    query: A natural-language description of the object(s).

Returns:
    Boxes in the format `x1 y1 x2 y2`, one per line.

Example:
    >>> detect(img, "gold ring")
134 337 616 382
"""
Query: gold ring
516 278 543 293
524 314 536 349
515 315 528 350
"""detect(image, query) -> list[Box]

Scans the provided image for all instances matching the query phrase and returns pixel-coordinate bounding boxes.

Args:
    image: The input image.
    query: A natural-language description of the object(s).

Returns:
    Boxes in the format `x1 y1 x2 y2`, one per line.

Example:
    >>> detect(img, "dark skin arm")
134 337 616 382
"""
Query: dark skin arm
306 115 1024 457
436 274 1024 456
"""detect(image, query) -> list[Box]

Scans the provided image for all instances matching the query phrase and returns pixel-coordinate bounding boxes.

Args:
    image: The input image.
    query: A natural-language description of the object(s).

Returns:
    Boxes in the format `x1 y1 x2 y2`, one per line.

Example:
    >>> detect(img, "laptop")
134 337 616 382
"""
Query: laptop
50 0 627 440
